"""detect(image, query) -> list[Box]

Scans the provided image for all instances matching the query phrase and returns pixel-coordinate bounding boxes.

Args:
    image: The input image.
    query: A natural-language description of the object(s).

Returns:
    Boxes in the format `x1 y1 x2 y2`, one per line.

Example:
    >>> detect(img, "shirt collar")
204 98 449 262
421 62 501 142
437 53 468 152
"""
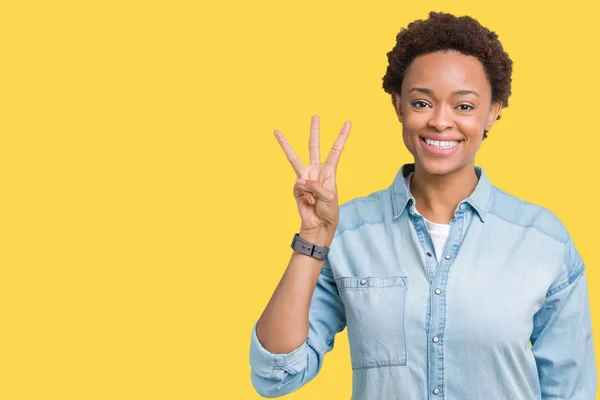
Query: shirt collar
391 163 493 223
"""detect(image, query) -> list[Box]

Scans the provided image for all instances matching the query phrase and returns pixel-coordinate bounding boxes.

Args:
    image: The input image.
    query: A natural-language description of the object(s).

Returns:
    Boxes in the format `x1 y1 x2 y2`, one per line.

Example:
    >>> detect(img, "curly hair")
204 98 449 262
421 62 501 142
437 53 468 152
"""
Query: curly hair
382 11 513 139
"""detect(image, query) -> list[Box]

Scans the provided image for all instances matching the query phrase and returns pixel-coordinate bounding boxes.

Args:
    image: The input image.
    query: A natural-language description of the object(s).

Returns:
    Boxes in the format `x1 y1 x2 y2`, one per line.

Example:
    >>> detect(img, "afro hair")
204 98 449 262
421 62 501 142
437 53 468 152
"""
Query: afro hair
382 11 513 139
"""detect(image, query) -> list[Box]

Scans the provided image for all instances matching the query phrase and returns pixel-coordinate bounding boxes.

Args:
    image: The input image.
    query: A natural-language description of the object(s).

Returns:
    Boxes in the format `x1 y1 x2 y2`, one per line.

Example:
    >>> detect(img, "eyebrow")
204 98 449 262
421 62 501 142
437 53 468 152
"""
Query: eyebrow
408 87 480 97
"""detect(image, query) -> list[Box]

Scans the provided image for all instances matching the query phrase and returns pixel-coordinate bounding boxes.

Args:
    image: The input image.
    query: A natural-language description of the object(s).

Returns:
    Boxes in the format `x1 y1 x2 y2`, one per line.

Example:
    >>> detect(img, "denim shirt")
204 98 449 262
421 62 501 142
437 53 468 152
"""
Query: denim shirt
249 163 597 400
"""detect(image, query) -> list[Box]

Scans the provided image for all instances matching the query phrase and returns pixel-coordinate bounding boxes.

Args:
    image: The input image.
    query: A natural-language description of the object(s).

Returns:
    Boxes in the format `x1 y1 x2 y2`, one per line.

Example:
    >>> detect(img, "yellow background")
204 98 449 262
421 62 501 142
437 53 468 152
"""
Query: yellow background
1 0 598 398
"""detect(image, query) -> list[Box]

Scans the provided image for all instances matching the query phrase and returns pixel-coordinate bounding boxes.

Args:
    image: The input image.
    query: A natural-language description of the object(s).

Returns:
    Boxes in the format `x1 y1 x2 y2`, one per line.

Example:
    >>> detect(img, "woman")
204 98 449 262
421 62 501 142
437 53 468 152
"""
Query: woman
249 11 596 400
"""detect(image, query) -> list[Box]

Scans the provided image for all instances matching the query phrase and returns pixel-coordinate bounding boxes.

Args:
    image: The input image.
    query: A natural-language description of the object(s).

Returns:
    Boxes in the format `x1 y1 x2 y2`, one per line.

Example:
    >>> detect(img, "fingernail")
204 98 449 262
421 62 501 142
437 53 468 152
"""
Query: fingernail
296 178 306 185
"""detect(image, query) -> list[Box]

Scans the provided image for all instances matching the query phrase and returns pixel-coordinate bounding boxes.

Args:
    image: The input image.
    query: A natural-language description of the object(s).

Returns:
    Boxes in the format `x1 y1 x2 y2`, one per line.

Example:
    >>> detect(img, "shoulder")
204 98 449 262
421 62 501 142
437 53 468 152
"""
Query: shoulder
489 186 569 244
489 186 584 286
335 186 392 237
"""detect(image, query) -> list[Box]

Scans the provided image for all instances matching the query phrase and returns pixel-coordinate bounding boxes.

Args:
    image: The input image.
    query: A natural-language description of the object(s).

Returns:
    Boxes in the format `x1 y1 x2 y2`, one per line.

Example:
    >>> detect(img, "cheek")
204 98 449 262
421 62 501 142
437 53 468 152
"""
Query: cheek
403 110 428 129
456 114 486 135
402 113 429 143
401 126 418 155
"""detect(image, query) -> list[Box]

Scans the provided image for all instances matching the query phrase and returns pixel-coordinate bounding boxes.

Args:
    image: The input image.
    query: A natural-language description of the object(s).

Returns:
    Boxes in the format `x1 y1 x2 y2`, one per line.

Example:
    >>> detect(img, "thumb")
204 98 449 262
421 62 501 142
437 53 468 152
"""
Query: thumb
296 179 336 202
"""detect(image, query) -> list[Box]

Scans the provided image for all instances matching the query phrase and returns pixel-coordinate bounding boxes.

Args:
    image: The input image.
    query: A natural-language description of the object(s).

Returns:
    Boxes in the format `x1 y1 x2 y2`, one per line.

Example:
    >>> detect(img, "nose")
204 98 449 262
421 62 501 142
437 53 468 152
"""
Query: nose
428 105 453 131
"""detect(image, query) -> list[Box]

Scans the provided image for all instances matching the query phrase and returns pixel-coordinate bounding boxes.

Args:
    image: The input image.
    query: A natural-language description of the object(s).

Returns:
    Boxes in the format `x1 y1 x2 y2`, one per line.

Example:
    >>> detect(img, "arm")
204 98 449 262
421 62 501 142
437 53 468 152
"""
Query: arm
251 115 351 397
249 251 346 398
531 236 597 399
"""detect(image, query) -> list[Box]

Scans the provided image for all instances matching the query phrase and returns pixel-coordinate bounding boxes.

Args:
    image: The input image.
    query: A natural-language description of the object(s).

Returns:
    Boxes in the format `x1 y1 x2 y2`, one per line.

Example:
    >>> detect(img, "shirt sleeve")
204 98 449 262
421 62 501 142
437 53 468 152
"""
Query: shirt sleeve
531 236 597 399
249 259 346 398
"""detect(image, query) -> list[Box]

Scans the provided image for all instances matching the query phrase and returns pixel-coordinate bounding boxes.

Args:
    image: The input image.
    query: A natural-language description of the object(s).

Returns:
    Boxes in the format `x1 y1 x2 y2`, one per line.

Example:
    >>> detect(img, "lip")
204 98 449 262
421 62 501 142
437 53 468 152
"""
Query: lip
419 136 462 155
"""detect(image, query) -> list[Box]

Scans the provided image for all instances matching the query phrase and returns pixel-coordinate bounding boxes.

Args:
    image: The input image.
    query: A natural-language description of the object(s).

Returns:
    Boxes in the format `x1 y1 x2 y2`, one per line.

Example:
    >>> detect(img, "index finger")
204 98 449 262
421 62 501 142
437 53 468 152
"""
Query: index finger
274 130 307 177
325 121 352 169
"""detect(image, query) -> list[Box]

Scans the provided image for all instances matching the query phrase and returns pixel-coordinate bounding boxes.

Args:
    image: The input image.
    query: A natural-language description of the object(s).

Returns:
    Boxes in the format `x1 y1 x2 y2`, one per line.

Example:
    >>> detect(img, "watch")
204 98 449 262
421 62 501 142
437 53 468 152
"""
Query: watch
290 233 330 260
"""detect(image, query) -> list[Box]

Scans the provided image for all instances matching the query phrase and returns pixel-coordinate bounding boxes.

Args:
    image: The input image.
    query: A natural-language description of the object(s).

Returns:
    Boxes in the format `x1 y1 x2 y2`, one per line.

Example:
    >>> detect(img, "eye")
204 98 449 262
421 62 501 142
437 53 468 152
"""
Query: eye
411 101 430 109
457 104 475 111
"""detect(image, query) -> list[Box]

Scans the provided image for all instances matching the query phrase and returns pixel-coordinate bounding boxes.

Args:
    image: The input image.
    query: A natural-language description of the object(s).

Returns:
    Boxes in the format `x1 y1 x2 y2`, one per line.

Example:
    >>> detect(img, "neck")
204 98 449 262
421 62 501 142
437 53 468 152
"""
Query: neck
410 162 479 224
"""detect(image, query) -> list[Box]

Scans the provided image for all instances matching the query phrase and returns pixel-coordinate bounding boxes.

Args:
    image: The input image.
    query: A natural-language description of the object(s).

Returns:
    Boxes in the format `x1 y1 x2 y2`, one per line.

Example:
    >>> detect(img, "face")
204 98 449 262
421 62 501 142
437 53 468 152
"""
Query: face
392 50 502 177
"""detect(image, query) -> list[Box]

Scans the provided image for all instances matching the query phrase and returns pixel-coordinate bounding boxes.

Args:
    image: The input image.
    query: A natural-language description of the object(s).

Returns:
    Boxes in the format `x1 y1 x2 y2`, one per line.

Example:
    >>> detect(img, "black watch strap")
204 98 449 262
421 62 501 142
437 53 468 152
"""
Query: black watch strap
291 233 330 260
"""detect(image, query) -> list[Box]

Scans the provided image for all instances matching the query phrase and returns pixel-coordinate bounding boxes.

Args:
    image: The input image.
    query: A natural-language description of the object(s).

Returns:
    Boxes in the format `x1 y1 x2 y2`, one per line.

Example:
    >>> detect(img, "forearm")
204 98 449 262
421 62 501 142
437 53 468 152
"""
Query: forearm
256 232 333 354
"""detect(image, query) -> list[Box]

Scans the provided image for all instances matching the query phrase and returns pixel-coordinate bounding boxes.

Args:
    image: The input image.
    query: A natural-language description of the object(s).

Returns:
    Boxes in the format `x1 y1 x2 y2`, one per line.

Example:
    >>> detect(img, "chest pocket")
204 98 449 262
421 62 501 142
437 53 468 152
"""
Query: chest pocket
337 276 408 370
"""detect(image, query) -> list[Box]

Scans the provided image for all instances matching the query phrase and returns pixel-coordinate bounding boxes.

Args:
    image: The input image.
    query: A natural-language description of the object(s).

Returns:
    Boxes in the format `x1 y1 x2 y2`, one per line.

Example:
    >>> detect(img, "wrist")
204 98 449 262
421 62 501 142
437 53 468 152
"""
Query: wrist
298 228 334 248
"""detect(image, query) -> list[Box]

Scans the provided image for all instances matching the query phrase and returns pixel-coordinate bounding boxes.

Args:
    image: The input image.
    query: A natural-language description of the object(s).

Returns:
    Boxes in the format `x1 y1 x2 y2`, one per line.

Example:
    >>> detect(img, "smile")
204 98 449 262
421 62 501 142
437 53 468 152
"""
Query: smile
422 137 461 149
419 137 463 155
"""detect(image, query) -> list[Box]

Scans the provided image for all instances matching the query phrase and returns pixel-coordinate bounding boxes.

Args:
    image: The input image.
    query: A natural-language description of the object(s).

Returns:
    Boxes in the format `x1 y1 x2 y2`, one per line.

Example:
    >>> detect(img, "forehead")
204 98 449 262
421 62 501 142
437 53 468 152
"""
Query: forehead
401 50 491 97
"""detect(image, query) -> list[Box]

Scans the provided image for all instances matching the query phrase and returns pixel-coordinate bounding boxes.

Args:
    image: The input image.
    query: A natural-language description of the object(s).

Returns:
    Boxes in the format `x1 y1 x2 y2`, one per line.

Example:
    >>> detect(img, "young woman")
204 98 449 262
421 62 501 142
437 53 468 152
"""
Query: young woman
249 11 596 400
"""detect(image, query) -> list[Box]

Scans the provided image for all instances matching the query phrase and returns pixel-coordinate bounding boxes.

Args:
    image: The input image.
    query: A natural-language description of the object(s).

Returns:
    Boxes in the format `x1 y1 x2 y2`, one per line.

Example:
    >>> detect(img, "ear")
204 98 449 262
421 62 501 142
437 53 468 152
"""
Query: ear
392 92 403 122
485 101 502 131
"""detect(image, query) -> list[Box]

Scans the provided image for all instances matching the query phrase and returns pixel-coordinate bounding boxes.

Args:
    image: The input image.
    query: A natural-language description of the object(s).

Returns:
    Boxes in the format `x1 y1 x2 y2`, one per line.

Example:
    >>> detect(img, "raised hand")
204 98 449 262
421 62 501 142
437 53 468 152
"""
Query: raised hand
274 115 352 241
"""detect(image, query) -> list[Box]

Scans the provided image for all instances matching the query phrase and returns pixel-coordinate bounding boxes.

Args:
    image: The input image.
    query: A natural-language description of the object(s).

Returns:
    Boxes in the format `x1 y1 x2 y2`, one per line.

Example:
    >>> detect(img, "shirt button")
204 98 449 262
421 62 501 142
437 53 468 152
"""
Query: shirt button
444 254 452 260
433 388 440 395
459 203 466 210
426 252 433 257
435 289 442 295
360 278 367 285
432 336 439 343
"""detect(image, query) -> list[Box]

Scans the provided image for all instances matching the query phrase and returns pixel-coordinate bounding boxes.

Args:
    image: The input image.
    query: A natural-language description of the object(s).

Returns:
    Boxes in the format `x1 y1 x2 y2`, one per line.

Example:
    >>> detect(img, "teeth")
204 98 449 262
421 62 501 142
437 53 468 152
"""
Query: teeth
424 138 460 149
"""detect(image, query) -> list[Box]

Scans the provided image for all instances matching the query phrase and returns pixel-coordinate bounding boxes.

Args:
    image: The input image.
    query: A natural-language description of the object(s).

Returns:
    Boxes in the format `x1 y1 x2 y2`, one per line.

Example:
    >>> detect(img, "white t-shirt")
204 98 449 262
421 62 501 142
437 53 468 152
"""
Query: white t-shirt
422 217 450 263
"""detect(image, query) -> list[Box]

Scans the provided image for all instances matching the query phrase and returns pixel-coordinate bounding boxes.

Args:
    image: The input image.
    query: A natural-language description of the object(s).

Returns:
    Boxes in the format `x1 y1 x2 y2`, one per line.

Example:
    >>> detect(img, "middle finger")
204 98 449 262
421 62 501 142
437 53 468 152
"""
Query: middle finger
309 115 320 165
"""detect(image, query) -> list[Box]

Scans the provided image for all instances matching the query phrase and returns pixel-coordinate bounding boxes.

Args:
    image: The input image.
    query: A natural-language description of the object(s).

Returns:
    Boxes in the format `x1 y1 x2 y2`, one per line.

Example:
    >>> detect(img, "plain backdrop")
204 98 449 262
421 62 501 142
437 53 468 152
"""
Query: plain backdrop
1 1 599 399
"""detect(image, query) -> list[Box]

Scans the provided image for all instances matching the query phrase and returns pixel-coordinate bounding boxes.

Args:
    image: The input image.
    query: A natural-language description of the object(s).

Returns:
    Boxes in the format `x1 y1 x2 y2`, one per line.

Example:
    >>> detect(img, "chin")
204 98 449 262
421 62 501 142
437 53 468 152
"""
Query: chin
416 157 469 176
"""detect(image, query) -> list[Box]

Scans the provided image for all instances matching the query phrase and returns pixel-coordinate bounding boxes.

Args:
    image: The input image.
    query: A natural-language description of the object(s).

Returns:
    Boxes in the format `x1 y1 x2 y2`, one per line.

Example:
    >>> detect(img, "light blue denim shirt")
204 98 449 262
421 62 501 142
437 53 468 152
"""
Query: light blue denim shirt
249 163 597 399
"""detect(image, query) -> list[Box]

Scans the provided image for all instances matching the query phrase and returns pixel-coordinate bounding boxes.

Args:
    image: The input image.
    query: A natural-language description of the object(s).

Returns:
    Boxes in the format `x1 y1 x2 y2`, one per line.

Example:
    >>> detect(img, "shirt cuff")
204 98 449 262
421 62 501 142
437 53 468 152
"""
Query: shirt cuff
249 323 309 380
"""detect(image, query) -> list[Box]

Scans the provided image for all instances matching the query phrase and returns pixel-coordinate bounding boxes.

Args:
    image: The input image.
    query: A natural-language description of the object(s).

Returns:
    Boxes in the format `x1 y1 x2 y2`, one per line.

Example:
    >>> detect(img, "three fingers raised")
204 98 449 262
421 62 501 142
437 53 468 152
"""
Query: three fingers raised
274 116 352 176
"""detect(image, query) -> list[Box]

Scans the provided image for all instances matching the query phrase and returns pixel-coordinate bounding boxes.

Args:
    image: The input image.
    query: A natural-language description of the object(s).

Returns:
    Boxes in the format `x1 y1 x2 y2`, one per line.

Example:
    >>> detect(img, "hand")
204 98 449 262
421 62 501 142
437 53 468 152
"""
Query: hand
274 115 352 238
